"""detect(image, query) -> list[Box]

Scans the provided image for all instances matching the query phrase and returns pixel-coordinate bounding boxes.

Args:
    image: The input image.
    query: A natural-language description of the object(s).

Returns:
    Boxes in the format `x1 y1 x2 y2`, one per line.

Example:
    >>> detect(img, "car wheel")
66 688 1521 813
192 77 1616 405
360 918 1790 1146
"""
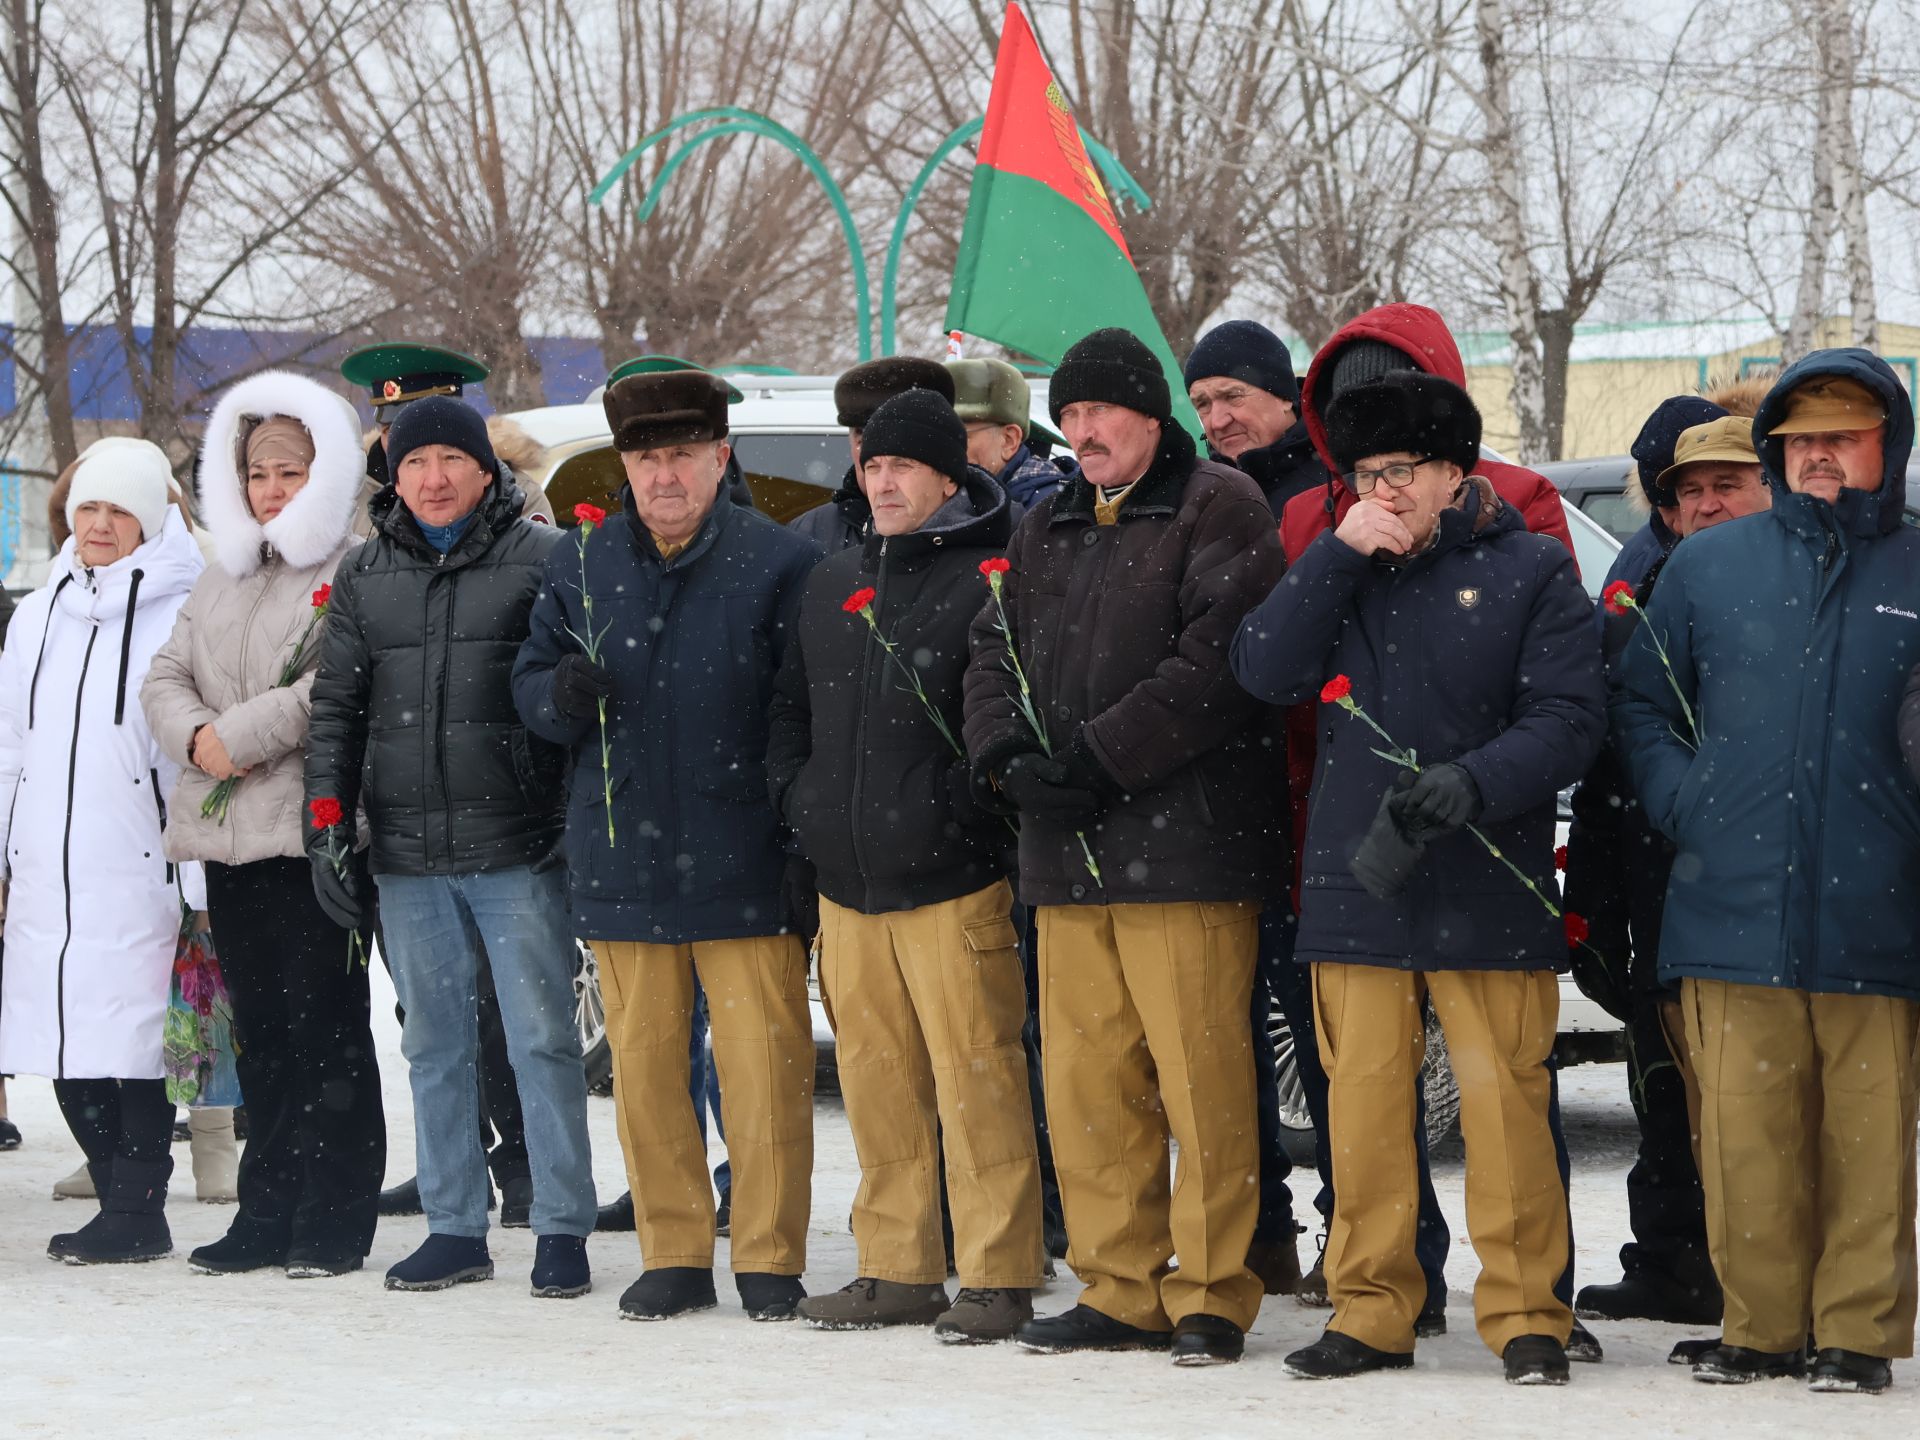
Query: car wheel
1266 994 1460 1160
574 940 613 1096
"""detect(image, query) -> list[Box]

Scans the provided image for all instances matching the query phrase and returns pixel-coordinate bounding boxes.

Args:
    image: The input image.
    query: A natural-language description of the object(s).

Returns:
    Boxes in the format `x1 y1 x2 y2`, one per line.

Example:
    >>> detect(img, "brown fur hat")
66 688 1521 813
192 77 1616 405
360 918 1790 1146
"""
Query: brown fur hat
833 357 954 429
603 370 730 453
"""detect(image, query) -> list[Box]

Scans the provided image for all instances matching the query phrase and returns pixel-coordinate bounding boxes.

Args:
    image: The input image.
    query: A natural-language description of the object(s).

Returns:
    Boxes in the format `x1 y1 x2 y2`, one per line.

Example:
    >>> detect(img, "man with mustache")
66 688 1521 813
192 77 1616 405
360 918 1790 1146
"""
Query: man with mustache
1615 352 1920 1395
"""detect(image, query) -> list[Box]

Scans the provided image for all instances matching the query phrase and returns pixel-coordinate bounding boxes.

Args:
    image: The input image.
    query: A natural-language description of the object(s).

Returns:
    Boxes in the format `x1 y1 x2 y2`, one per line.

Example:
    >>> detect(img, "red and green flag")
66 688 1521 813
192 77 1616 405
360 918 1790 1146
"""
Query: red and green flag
946 2 1200 437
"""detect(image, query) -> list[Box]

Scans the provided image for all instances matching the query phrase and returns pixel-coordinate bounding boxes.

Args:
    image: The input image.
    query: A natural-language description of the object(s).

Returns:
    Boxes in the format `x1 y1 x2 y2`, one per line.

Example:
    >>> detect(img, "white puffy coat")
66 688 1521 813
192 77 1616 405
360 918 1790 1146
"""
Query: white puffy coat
0 510 205 1078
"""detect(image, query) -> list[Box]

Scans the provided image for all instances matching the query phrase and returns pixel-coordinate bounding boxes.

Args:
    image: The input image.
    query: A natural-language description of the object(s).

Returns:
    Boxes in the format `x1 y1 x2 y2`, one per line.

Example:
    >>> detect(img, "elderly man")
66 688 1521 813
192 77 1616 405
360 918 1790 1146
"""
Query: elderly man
305 396 595 1299
947 356 1065 507
767 387 1044 1343
789 357 955 552
513 368 821 1325
1616 352 1920 1396
1232 371 1604 1385
1566 412 1768 1331
1185 319 1326 514
963 326 1286 1367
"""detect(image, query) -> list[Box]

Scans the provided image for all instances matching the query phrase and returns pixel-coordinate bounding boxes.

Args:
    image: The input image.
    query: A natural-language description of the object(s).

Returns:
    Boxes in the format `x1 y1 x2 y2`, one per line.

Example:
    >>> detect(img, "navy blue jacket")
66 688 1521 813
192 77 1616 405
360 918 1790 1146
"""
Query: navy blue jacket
512 487 822 943
1615 349 1920 1000
1232 478 1605 970
1607 515 1674 593
996 445 1067 508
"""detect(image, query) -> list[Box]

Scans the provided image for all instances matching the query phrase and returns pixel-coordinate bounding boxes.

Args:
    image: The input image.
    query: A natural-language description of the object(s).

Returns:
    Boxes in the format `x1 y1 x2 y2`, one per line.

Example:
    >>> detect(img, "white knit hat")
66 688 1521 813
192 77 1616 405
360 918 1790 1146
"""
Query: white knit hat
66 437 174 544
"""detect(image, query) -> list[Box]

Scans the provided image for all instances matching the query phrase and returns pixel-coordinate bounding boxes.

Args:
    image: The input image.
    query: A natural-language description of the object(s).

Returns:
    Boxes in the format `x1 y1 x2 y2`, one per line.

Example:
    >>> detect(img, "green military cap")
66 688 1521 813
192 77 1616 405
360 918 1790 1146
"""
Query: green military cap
341 343 489 423
606 354 745 404
946 356 1066 452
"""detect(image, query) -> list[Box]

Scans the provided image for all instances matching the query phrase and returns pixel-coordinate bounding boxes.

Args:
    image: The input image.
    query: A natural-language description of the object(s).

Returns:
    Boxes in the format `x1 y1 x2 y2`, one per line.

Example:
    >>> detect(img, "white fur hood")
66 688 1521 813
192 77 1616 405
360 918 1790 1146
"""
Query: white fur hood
197 370 365 579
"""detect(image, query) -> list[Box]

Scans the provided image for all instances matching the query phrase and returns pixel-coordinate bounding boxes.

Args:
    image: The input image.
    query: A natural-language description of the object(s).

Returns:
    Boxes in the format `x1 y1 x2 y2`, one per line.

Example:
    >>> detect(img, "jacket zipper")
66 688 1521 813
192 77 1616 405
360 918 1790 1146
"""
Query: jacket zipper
53 627 100 1079
1803 510 1845 987
150 767 173 885
849 540 886 907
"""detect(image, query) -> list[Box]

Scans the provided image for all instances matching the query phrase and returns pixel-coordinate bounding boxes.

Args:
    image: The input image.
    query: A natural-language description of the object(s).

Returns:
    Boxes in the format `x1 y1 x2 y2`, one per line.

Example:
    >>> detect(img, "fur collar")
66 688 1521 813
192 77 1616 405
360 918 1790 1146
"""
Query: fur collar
197 369 365 579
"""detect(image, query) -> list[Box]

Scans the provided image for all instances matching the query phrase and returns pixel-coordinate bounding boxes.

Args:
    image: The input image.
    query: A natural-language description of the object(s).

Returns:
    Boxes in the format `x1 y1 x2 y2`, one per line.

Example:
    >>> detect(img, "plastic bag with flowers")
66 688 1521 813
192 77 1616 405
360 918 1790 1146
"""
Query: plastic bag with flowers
162 903 241 1108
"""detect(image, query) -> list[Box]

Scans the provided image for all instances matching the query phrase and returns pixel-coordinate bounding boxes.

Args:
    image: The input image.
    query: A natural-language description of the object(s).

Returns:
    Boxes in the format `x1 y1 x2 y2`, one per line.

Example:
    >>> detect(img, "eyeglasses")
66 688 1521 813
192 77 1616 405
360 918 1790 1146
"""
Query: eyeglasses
1345 457 1434 495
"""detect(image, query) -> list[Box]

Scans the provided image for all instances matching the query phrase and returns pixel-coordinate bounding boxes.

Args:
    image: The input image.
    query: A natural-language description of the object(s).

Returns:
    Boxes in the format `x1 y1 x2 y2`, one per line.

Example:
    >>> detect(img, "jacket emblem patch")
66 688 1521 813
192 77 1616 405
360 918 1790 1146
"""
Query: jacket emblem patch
1457 587 1480 609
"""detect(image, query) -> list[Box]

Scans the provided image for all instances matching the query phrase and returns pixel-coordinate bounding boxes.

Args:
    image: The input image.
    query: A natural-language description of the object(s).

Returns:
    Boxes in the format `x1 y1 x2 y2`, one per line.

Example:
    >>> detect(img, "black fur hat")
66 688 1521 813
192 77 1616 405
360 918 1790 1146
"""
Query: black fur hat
1325 370 1481 476
603 370 731 453
833 357 955 429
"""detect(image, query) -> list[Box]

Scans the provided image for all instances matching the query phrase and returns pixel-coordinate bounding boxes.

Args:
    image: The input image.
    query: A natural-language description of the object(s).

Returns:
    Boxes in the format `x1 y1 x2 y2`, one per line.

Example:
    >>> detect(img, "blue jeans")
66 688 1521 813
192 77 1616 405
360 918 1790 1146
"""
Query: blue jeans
378 863 597 1238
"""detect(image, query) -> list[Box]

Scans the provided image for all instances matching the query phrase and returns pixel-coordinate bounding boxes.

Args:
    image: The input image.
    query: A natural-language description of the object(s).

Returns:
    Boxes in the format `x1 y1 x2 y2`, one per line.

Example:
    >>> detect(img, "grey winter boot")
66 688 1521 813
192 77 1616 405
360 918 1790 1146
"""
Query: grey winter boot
797 1277 950 1331
50 1156 173 1264
933 1287 1035 1344
189 1107 239 1203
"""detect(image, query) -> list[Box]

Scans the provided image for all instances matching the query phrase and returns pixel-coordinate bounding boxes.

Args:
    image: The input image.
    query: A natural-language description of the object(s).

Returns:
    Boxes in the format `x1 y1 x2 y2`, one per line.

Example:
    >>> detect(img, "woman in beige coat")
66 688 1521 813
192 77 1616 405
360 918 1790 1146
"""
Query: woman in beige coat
142 370 384 1278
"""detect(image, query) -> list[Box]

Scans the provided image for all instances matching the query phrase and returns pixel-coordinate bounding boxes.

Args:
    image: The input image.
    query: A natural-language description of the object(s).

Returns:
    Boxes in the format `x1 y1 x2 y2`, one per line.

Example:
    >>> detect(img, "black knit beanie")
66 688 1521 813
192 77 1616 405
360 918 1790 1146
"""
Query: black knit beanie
1631 395 1728 507
1049 327 1172 424
1325 371 1482 476
1326 339 1415 402
386 395 497 476
1183 320 1299 402
859 388 969 488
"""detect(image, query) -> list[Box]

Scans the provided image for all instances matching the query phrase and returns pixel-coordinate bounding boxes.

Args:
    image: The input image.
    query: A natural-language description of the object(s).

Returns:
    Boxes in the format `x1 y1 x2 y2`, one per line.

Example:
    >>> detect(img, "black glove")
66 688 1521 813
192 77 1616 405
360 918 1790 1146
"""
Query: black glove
552 652 613 721
1350 771 1426 900
1058 734 1125 803
782 855 819 939
310 847 366 931
1391 763 1482 840
996 751 1104 822
945 761 989 831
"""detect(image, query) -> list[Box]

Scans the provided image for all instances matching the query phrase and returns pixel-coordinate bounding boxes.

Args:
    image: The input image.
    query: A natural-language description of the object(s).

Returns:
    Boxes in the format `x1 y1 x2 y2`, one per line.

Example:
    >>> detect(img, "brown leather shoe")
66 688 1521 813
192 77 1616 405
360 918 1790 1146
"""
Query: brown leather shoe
1247 1234 1303 1297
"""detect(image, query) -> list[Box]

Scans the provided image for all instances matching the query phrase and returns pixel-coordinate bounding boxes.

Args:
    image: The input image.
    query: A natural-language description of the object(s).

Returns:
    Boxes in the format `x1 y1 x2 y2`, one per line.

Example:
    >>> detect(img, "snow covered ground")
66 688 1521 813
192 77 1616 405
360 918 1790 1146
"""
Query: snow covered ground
4 963 1915 1439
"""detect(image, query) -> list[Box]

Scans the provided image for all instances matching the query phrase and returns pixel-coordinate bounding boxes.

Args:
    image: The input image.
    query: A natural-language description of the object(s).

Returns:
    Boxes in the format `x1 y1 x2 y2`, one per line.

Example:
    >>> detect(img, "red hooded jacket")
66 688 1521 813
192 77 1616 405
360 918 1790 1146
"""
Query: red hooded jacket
1276 303 1578 896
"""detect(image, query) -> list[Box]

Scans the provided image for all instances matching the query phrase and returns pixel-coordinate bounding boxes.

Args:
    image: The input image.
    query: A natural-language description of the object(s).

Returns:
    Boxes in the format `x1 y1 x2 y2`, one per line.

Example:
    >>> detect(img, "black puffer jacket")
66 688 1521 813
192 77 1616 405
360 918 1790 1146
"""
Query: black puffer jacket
962 425 1289 907
1218 418 1329 517
305 469 566 876
768 469 1014 914
788 466 869 554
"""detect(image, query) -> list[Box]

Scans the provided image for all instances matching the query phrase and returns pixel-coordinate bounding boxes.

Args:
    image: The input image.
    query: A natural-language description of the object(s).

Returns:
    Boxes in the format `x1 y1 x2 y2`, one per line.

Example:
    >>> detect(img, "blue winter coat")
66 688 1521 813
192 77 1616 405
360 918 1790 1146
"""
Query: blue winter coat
1615 348 1920 999
1231 477 1605 970
512 488 822 943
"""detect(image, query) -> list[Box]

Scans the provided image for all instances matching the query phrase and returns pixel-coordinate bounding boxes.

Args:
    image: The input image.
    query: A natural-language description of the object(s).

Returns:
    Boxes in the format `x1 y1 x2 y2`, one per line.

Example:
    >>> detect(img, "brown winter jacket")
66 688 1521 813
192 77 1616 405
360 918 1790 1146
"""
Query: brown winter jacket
962 423 1289 906
142 371 367 866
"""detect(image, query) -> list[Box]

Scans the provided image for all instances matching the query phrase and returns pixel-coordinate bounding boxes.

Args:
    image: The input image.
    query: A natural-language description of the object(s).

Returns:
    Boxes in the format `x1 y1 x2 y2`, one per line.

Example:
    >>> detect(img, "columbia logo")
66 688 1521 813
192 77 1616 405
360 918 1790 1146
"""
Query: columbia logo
1876 604 1918 620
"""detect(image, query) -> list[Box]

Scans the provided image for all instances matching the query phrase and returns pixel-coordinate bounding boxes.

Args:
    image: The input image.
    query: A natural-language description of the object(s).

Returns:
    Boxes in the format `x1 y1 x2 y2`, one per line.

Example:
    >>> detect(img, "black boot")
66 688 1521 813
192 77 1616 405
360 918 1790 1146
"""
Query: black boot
1284 1330 1414 1379
1566 1319 1605 1363
1690 1342 1806 1383
1668 1335 1720 1365
1015 1304 1173 1354
1575 1269 1721 1325
189 1214 291 1275
1809 1347 1892 1395
1170 1314 1245 1367
1502 1334 1570 1386
384 1235 494 1291
595 1191 636 1233
50 1156 172 1265
46 1160 114 1260
618 1266 718 1321
377 1177 424 1217
498 1175 533 1229
530 1236 591 1299
738 1272 806 1322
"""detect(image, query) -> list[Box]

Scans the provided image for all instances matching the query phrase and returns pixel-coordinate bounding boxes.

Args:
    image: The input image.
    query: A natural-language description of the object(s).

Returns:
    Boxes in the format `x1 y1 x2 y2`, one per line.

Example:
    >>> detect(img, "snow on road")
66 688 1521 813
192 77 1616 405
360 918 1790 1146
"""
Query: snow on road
3 964 1914 1439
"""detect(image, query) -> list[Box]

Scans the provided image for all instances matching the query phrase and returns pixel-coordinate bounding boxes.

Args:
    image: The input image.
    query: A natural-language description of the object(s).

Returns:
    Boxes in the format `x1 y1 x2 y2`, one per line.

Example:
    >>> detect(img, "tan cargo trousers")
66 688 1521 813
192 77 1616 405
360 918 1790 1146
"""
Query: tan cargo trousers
1036 900 1264 1332
593 934 814 1275
1313 962 1572 1356
1682 977 1920 1358
817 879 1044 1288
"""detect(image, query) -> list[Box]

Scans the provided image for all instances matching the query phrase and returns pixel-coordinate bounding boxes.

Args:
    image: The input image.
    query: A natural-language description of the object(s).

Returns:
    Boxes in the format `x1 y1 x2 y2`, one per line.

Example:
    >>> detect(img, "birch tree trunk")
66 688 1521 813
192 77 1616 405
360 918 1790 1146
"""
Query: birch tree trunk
1786 0 1840 362
1821 0 1876 350
1473 0 1550 464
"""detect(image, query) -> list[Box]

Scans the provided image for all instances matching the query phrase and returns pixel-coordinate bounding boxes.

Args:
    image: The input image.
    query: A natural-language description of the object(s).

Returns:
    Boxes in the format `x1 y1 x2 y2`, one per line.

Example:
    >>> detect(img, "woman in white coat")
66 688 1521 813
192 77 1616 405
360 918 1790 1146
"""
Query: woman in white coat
0 439 204 1263
143 370 385 1278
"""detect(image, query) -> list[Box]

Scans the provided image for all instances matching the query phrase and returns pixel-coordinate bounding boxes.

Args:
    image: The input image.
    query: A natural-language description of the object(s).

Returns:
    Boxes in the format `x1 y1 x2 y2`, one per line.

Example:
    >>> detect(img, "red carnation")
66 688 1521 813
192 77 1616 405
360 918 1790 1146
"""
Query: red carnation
979 557 1011 577
1564 911 1590 945
311 583 332 610
843 587 877 615
573 502 608 528
309 797 344 830
1602 580 1636 616
1554 844 1568 872
1320 675 1353 704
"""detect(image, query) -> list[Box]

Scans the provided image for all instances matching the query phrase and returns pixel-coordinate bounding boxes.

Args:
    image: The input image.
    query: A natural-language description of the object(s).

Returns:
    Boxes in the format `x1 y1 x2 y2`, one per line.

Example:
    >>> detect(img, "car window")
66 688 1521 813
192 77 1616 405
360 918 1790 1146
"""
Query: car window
1578 491 1643 545
1562 505 1622 601
731 433 848 524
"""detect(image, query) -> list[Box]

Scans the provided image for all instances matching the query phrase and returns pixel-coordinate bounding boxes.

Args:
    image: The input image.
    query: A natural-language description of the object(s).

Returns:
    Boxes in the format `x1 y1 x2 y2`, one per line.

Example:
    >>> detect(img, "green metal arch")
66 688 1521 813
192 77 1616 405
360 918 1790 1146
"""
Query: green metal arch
592 107 872 361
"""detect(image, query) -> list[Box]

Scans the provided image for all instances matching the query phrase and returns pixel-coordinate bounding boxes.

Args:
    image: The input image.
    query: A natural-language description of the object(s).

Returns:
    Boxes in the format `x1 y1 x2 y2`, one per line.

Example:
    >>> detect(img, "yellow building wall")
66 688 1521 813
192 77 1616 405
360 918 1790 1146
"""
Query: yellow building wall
1464 321 1920 460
